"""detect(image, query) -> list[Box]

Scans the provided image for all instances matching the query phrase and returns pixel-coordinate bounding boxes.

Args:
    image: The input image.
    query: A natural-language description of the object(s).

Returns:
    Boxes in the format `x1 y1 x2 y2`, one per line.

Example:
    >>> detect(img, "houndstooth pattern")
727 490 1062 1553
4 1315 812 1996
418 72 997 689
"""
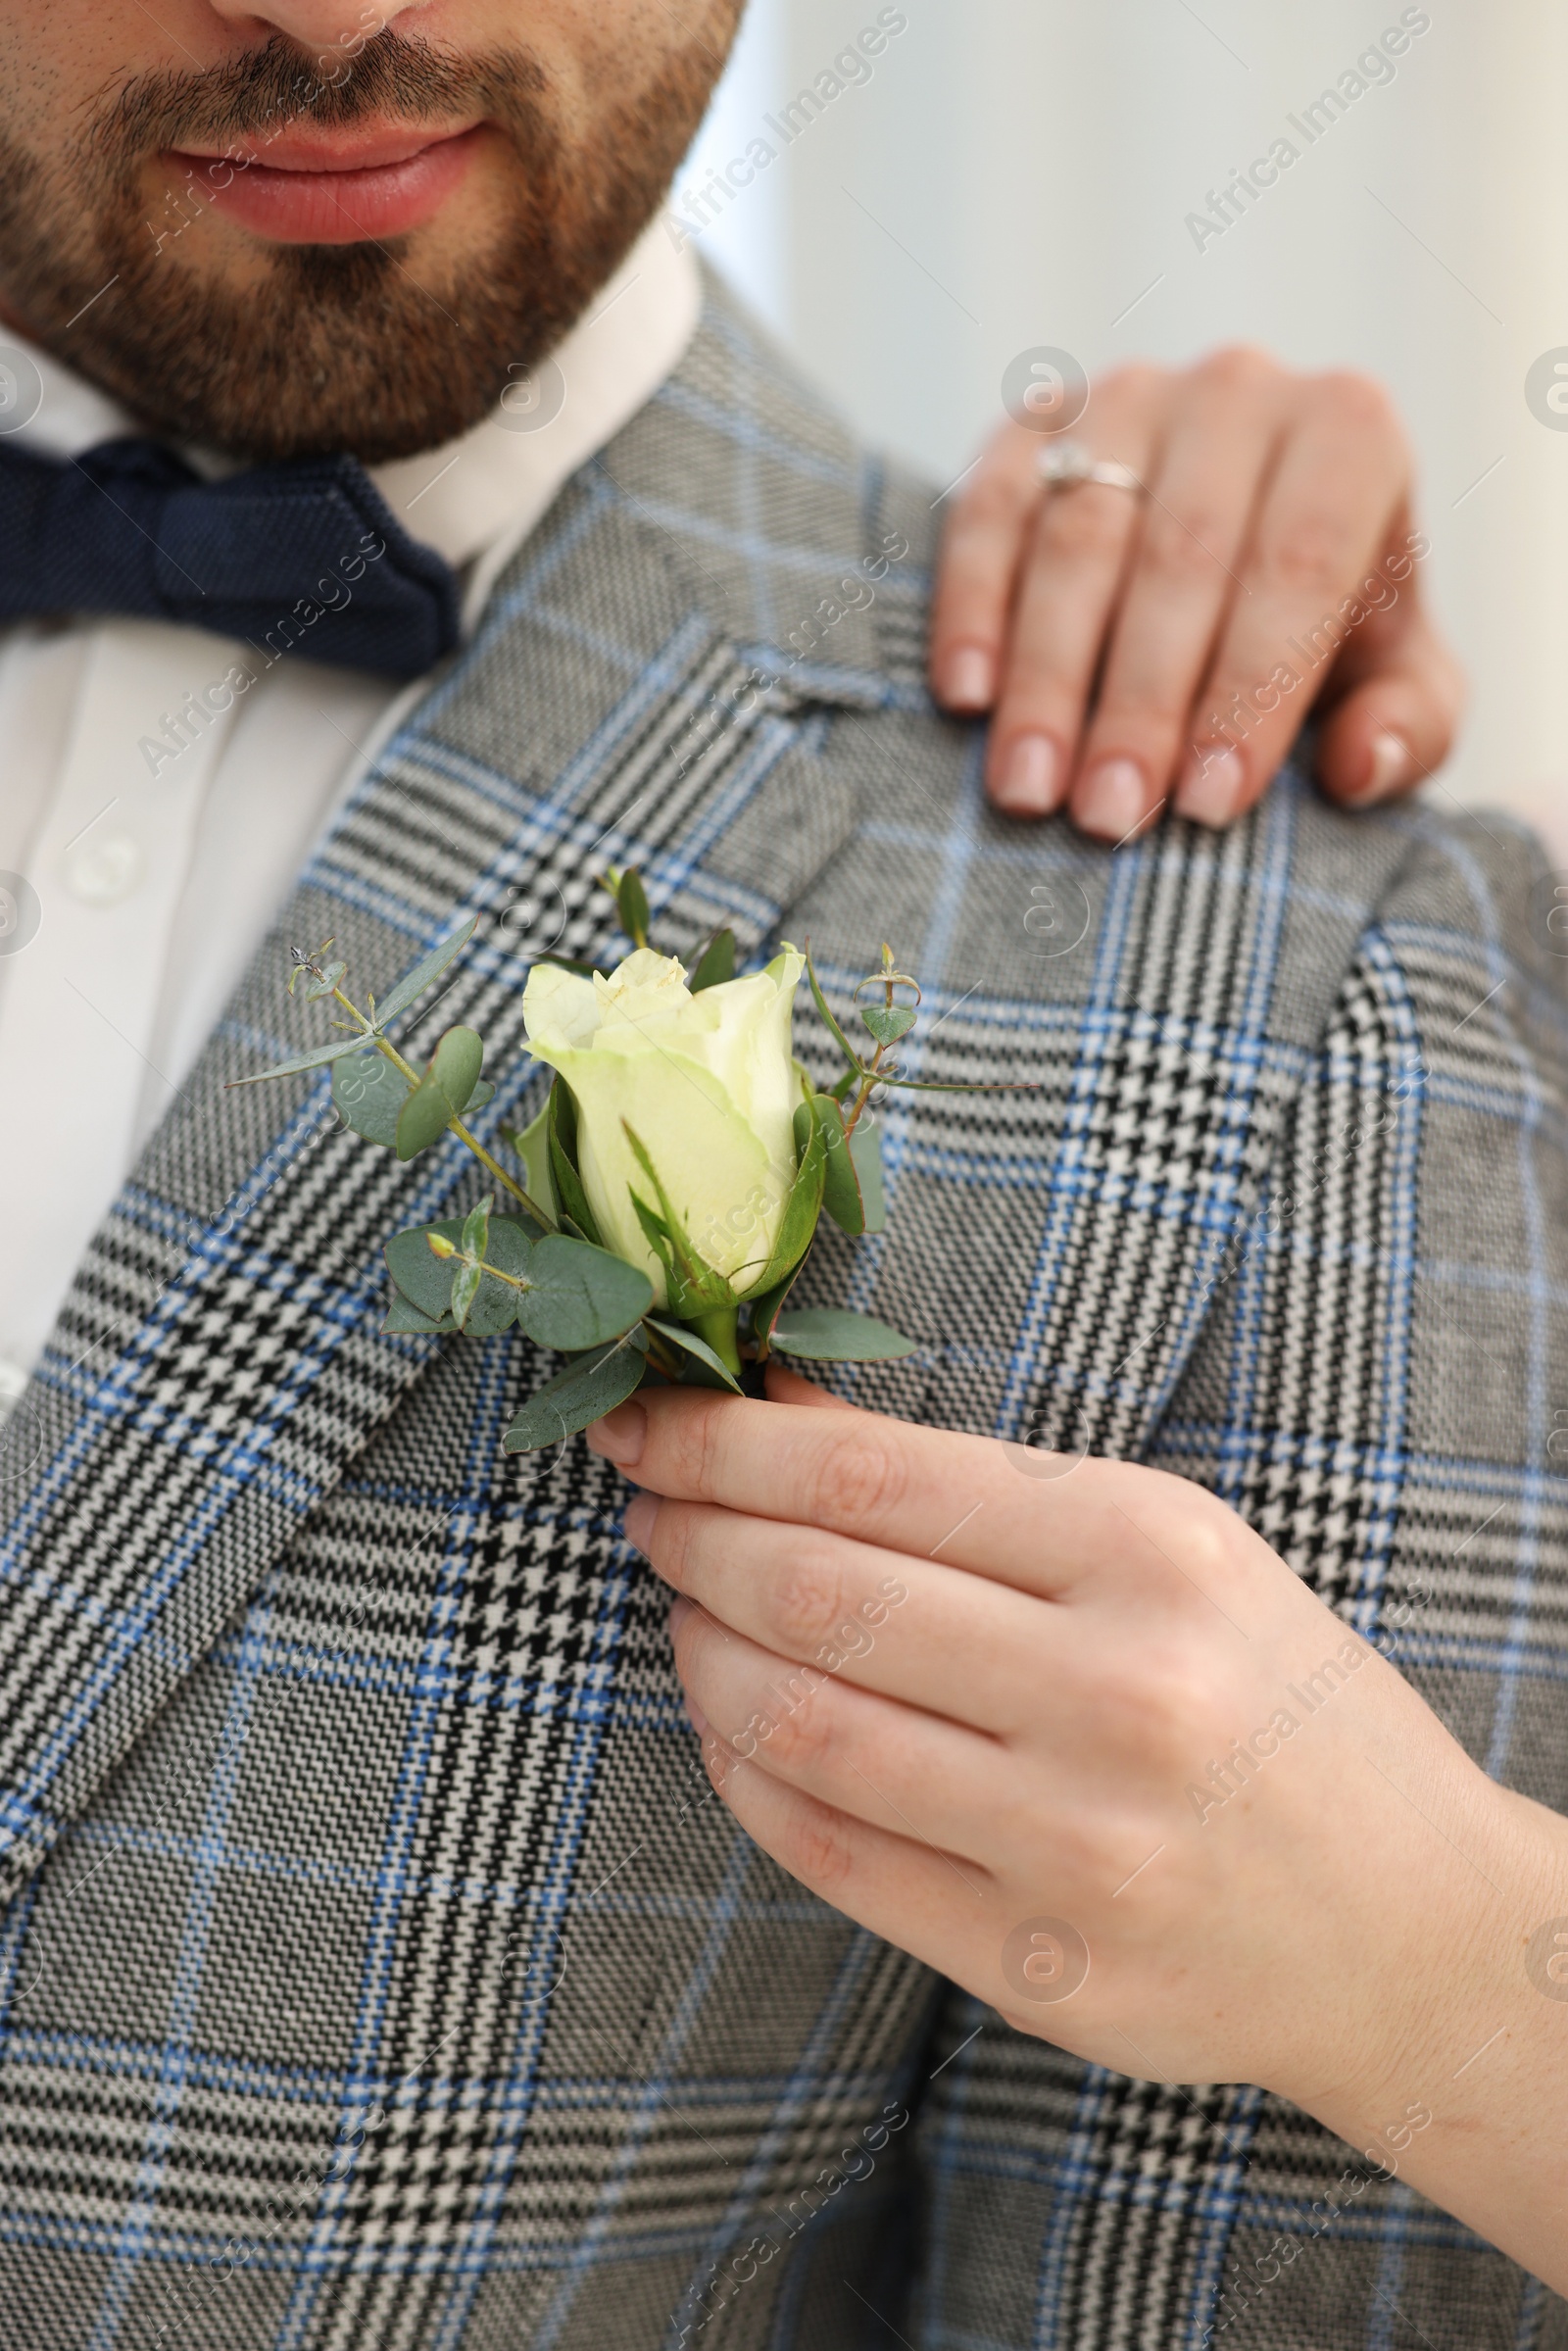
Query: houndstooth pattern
1 273 1565 2351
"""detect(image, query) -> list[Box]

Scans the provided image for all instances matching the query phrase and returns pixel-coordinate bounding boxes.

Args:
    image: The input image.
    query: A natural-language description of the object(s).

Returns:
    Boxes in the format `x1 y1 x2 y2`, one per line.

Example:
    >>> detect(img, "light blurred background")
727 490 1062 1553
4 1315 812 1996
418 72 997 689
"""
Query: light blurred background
679 0 1568 856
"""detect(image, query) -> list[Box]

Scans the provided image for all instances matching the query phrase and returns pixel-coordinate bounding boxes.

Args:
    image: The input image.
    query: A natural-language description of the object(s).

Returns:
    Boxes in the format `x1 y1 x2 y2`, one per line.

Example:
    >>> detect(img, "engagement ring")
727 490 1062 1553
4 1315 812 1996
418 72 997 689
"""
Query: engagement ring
1037 440 1144 494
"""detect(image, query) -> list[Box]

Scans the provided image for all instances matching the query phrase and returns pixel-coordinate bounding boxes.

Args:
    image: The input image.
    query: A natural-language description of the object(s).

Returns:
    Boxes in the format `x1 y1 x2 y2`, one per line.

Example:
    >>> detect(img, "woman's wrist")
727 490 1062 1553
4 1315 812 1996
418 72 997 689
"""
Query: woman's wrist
1287 1769 1568 2290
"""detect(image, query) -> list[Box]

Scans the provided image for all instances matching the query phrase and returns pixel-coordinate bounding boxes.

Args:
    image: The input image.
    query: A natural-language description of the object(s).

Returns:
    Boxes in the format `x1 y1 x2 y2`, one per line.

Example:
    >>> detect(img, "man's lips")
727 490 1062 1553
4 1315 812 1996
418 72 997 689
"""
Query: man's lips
166 121 487 243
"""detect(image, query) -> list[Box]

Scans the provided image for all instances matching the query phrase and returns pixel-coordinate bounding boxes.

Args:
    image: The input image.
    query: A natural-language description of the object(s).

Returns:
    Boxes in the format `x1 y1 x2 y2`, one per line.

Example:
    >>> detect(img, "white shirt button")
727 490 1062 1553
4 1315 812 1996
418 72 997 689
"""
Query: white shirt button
63 831 144 906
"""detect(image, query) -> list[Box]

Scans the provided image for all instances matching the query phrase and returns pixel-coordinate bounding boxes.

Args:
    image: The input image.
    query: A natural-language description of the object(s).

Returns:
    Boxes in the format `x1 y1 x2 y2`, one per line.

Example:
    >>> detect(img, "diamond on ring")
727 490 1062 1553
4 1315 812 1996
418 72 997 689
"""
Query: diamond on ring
1037 440 1143 494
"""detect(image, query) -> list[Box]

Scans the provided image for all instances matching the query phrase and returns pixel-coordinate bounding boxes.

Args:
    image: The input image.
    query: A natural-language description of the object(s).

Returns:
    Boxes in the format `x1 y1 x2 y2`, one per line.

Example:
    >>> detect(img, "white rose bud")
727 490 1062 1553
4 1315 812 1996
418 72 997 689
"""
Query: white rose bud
521 944 807 1306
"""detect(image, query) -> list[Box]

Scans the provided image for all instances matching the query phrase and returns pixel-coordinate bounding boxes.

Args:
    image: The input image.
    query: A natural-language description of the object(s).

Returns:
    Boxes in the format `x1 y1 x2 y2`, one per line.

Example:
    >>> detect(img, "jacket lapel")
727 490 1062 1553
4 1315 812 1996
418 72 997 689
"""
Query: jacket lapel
0 288 892 1906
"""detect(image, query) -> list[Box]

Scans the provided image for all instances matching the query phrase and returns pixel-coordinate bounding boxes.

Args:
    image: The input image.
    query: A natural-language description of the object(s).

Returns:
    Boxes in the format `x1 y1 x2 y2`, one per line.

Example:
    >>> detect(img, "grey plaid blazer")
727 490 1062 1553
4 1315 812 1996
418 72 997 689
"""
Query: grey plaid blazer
2 273 1566 2351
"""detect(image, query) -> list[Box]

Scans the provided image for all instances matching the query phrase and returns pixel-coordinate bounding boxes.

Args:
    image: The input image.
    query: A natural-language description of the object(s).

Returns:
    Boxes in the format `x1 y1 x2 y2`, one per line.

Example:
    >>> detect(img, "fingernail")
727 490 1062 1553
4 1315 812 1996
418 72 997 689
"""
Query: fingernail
992 731 1059 813
1345 729 1409 805
1176 744 1246 827
587 1400 646 1464
1075 757 1147 841
623 1491 657 1554
943 645 995 709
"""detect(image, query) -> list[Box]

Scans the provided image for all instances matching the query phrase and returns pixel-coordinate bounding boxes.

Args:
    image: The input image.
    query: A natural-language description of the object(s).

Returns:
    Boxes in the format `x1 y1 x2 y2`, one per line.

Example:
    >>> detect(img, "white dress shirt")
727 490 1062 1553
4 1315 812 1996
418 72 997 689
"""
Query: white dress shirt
0 219 700 1395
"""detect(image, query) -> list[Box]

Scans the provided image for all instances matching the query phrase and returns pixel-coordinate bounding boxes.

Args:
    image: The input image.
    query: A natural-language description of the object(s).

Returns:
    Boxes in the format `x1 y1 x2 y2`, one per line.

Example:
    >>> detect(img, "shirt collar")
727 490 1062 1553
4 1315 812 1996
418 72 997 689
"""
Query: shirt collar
8 214 700 633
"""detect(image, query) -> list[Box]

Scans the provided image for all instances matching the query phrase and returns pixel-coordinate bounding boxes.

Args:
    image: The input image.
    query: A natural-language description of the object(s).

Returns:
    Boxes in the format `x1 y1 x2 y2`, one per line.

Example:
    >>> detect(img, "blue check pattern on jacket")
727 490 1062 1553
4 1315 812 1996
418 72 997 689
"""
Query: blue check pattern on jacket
1 271 1565 2351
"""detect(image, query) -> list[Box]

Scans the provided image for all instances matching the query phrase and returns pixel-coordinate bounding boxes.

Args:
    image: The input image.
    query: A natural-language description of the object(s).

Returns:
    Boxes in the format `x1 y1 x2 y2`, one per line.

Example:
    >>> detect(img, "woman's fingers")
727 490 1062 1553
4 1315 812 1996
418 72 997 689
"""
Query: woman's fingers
929 418 1044 716
671 1596 1004 1862
699 1734 996 1988
928 351 1461 836
1172 372 1413 826
968 370 1169 817
1063 349 1287 840
1311 594 1464 808
625 1491 1044 1732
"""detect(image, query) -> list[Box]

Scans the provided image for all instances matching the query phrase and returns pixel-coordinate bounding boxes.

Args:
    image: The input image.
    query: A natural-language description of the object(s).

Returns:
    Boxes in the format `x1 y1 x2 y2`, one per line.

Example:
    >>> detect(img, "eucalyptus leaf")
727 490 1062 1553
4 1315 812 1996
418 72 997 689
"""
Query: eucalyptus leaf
646 1315 745 1394
432 1025 483 1112
385 1218 463 1319
461 1194 492 1259
304 958 348 1002
228 1031 370 1088
395 1025 484 1159
381 1293 456 1336
450 1257 483 1330
689 929 736 993
332 1050 410 1147
466 1213 534 1337
447 1195 494 1330
503 1338 646 1453
808 1095 867 1239
396 1075 455 1160
372 914 477 1029
848 1119 886 1234
859 1003 917 1047
514 1236 653 1351
768 1307 917 1362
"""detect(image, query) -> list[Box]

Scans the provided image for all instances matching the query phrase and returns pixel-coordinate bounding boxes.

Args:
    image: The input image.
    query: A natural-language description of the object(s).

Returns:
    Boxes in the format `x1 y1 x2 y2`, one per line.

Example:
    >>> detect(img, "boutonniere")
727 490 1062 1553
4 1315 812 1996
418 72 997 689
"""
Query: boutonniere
234 870 1030 1451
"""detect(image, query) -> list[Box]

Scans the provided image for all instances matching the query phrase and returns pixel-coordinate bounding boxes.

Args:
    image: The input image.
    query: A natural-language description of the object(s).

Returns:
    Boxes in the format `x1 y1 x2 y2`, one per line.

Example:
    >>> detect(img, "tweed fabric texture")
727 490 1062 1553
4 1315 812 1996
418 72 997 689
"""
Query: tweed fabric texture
0 276 1565 2351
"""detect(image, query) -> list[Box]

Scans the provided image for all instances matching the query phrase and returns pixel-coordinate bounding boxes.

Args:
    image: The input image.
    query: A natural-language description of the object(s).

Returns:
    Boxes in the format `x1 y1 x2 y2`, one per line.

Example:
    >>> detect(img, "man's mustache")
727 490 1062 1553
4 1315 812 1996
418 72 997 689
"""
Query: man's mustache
90 28 546 166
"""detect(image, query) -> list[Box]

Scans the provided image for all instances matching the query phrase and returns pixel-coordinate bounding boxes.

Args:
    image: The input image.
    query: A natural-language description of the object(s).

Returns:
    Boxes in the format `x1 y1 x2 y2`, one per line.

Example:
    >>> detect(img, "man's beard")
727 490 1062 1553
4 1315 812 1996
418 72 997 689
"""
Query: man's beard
0 27 725 464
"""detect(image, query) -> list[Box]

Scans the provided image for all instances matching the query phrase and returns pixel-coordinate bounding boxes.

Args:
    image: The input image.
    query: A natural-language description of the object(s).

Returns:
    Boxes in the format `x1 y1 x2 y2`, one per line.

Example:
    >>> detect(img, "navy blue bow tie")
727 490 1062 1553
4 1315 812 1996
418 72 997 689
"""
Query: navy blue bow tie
0 434 462 681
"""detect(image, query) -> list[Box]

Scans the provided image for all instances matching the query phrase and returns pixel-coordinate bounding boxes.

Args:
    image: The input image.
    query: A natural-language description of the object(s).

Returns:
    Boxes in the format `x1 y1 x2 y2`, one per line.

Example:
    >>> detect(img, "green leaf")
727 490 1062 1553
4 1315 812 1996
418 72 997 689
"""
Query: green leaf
746 1257 808 1357
503 1338 646 1452
381 1293 456 1336
859 1003 917 1048
503 1100 557 1218
748 1092 825 1295
395 1025 484 1159
874 1076 1041 1096
622 1124 735 1315
228 1031 371 1087
807 1095 867 1239
514 1236 653 1352
768 1307 917 1362
385 1218 463 1319
432 1026 484 1115
373 914 477 1029
448 1195 493 1330
461 1194 492 1263
547 1077 604 1247
333 1049 409 1146
848 1120 886 1234
689 929 736 993
466 1213 534 1337
304 958 348 1002
804 943 863 1074
532 953 609 980
646 1315 745 1394
386 1213 537 1331
616 867 651 949
450 1256 483 1330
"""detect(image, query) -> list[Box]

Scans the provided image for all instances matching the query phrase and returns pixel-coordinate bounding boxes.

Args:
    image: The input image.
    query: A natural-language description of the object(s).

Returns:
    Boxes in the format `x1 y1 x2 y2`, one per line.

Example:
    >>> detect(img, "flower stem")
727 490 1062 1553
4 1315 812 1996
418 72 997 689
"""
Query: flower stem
691 1304 744 1381
329 985 556 1228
